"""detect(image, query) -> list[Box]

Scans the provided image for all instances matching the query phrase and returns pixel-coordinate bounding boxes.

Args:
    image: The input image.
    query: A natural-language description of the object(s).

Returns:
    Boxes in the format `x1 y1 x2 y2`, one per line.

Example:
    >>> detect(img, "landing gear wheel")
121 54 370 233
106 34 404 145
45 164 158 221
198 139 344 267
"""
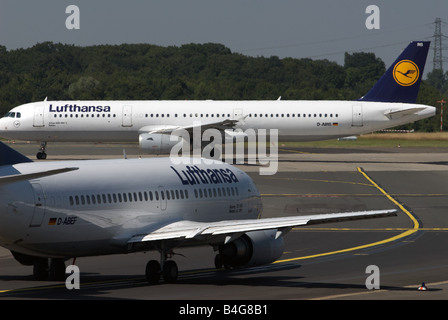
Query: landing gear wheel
49 259 66 281
214 254 223 269
162 260 178 283
145 260 161 284
33 258 49 280
36 142 48 160
36 152 47 160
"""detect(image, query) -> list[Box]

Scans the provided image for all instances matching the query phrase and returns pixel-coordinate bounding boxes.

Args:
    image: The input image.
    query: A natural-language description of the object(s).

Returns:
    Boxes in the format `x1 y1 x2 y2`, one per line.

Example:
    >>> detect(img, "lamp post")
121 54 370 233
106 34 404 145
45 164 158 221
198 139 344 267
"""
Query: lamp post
437 99 446 132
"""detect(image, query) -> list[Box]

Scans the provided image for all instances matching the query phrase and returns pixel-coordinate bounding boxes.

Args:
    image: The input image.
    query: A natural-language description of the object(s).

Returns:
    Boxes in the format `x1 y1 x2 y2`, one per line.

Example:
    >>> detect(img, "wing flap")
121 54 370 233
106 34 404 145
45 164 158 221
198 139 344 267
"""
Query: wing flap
128 209 397 244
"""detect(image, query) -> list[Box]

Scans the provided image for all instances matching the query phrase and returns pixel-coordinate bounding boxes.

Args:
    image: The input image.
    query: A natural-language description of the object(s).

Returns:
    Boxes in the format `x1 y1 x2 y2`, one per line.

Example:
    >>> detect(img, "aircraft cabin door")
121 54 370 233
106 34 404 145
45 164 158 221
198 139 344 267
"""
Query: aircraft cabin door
352 104 363 127
122 105 133 127
29 183 46 227
33 105 45 127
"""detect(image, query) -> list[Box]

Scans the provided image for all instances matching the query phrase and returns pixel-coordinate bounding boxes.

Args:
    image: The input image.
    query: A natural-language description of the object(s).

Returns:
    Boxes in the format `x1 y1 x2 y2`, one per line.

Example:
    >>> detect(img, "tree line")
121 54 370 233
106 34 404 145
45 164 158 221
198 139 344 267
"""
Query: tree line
0 41 446 131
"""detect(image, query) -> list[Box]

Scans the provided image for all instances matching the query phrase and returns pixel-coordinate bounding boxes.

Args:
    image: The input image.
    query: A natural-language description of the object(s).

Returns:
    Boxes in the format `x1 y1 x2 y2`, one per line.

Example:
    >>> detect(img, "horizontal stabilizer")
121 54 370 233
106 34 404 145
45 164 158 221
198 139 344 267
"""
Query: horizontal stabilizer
0 167 79 186
384 107 426 120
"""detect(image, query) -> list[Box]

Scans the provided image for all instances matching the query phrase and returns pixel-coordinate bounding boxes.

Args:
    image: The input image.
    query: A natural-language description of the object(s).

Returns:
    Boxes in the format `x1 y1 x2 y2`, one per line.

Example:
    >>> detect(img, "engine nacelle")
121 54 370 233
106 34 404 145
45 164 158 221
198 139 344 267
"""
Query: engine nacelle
139 133 181 154
218 230 284 269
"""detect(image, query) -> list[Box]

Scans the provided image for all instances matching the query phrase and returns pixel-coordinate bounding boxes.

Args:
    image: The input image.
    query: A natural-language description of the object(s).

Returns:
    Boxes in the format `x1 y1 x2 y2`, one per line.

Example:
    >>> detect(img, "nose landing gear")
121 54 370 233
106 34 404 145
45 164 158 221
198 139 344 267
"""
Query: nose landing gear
36 142 47 160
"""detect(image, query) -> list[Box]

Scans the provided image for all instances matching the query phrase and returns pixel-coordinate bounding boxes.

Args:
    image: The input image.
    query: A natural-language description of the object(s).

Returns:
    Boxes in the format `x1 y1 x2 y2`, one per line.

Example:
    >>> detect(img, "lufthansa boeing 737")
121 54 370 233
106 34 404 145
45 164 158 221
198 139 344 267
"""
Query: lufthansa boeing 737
0 142 397 283
0 41 435 159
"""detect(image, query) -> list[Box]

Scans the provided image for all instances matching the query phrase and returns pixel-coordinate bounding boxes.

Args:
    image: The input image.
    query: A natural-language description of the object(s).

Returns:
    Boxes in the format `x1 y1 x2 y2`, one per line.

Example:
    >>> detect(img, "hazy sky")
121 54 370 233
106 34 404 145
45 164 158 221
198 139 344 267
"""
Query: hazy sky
0 1 447 73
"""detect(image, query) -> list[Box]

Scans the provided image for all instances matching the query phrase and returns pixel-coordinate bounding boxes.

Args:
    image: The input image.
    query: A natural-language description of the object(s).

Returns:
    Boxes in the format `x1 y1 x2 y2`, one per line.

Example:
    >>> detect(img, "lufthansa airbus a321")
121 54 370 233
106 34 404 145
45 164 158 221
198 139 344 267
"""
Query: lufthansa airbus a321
0 41 435 159
0 142 396 283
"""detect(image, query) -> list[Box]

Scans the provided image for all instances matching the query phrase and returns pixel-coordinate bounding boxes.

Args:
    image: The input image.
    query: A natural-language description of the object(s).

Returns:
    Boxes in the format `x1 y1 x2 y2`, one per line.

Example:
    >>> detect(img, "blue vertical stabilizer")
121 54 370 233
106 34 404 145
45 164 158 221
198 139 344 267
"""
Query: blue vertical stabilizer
359 41 430 103
0 142 33 166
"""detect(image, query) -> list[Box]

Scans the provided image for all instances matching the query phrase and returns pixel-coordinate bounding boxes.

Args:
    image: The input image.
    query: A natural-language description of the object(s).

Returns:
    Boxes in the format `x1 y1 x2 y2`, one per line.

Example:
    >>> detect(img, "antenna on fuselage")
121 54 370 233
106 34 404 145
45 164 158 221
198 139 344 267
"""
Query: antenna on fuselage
123 149 127 159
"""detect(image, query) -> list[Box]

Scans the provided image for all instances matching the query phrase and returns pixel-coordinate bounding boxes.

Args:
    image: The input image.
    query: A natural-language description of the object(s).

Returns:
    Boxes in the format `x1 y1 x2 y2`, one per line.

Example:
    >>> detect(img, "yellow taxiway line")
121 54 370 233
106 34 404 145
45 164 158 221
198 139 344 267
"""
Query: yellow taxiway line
275 167 420 263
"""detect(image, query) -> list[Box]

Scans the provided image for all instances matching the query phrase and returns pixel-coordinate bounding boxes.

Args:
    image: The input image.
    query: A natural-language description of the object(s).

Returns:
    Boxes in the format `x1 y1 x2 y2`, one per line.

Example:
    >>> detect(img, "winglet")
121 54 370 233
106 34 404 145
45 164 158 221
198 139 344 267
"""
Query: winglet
359 41 430 104
0 142 33 166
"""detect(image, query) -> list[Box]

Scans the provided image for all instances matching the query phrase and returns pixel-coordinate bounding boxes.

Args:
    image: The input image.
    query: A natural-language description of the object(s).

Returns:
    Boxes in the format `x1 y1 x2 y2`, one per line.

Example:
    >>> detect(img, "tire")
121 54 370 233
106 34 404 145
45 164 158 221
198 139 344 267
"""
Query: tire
145 260 161 284
162 260 178 283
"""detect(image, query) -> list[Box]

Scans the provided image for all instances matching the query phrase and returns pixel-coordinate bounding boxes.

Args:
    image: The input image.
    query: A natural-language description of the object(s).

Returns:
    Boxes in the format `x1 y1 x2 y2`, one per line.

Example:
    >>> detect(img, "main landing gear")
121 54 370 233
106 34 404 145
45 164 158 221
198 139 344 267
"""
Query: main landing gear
36 142 47 160
33 258 66 281
145 247 179 284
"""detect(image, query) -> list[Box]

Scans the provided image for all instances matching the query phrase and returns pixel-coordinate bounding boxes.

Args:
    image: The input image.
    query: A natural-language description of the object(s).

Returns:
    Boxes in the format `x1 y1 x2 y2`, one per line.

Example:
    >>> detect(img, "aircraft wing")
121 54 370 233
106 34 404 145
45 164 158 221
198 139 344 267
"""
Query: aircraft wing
144 118 245 136
0 167 79 186
128 209 397 244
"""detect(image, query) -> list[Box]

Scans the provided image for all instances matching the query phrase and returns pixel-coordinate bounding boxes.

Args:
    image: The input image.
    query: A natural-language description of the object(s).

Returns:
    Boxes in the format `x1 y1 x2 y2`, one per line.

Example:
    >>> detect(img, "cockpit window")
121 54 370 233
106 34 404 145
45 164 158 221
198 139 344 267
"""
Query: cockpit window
4 111 20 118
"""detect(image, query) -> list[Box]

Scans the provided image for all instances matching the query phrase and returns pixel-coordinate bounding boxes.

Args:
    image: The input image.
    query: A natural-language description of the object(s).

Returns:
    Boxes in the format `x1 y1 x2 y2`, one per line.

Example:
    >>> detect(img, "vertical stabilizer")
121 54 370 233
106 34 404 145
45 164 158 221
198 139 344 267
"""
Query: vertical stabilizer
0 142 33 166
359 41 430 103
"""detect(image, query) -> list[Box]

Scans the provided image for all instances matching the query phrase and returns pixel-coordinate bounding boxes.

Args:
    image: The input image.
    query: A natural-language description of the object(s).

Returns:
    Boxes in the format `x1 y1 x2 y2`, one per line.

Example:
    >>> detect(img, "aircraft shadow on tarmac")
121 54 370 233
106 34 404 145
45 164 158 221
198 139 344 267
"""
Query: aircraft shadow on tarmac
0 262 441 299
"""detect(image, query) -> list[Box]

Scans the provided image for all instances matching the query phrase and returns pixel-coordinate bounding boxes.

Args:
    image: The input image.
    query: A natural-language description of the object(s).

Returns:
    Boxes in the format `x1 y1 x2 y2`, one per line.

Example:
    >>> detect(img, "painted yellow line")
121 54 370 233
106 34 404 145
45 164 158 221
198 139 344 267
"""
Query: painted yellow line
262 193 448 197
275 167 420 263
357 167 419 230
266 177 374 187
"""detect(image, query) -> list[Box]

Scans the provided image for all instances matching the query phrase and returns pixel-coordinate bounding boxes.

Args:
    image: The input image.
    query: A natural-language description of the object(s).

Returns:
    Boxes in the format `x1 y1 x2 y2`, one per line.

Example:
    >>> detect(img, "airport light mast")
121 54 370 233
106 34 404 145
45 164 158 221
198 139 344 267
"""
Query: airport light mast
437 99 446 132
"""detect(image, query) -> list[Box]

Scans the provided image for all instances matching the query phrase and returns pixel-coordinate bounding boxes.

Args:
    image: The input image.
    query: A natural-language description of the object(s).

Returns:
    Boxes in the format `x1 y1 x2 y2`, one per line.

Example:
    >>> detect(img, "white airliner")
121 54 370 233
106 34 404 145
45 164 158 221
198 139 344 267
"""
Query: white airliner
0 142 396 283
0 41 435 159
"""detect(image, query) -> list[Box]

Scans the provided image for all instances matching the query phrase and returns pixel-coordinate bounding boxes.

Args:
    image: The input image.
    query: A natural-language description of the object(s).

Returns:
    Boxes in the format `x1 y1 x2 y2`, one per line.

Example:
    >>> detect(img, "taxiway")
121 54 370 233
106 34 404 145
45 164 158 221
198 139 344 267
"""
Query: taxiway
1 142 448 300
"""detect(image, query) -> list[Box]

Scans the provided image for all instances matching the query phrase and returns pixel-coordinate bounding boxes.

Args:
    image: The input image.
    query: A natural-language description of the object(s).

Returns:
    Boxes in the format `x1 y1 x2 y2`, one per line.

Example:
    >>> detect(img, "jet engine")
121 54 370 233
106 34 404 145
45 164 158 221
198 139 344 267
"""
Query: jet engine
139 133 182 154
216 230 284 269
